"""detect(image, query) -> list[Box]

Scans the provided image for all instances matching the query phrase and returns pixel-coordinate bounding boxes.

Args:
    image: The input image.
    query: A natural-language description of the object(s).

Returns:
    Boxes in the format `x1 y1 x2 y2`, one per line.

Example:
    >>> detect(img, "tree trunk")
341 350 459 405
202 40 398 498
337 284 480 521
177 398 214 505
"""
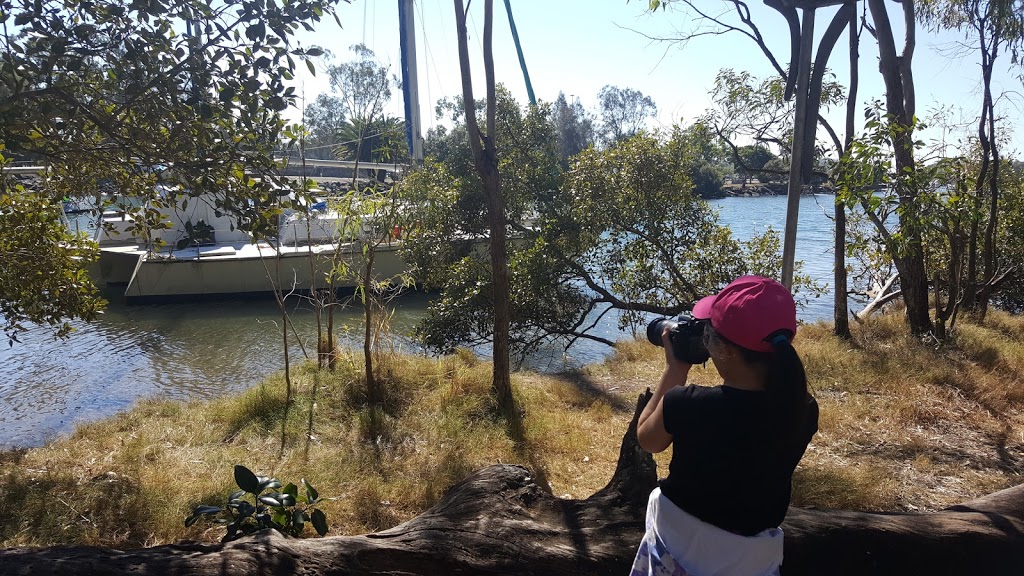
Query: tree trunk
978 23 1001 319
482 156 514 412
834 9 858 340
867 0 932 337
363 249 376 403
3 391 1024 575
453 0 514 411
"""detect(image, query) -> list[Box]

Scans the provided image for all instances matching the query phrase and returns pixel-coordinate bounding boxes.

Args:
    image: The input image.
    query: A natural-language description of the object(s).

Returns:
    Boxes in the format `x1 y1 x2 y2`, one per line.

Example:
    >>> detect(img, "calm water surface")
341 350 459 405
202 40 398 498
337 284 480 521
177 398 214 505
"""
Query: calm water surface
0 194 841 448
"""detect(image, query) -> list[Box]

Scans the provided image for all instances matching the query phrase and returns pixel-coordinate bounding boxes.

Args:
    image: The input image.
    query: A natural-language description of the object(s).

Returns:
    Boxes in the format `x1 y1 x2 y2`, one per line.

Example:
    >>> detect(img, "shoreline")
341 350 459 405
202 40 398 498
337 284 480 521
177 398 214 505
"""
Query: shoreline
2 310 1023 548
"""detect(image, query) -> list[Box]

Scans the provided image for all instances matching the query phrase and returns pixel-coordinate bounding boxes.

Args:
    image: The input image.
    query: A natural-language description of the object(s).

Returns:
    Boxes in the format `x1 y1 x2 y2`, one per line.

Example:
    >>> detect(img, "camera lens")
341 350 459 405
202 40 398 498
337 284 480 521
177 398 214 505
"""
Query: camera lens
647 318 677 347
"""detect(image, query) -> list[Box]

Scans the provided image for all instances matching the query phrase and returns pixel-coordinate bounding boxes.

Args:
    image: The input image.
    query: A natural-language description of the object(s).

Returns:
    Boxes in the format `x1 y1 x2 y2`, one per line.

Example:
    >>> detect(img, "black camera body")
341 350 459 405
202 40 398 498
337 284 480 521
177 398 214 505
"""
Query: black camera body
646 312 711 365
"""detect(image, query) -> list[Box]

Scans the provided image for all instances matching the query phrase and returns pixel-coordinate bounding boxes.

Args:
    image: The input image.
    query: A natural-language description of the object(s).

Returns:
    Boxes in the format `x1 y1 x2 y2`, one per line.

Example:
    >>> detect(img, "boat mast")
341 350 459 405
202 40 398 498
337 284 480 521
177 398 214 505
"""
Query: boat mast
503 0 535 106
398 0 423 162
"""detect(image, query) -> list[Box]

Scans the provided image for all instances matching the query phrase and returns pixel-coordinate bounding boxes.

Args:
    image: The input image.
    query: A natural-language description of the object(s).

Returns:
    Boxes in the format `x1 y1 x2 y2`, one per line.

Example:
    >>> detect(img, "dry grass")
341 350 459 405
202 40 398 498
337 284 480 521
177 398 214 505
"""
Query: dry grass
2 309 1023 548
791 311 1024 511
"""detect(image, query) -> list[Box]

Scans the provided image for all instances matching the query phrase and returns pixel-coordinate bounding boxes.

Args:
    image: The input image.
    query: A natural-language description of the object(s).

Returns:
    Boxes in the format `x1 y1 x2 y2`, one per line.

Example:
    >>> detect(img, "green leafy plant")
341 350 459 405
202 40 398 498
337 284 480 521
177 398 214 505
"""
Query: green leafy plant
186 465 329 542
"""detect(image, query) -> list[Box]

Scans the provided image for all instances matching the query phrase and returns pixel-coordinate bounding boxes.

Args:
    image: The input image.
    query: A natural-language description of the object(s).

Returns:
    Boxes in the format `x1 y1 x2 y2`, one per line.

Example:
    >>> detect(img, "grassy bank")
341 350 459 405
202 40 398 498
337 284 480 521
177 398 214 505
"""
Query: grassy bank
2 310 1023 548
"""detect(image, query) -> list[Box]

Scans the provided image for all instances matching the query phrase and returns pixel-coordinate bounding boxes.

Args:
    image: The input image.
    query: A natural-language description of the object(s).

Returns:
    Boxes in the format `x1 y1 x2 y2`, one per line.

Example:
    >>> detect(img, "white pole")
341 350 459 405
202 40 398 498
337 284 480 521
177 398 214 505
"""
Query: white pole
781 9 816 289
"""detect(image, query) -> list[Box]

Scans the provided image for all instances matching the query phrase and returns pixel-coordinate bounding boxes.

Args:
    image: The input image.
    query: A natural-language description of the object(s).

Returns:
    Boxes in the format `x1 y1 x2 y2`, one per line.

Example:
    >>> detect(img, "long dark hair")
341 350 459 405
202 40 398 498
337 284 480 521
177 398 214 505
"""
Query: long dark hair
708 326 811 446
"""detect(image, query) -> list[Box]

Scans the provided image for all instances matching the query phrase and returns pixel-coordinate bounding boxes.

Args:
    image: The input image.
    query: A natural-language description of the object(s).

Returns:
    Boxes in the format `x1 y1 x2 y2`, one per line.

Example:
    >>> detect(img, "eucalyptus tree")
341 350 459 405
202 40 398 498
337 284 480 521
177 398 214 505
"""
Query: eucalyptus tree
596 85 657 146
452 0 515 413
919 0 1024 315
325 44 399 169
644 0 947 336
302 93 347 160
0 0 340 343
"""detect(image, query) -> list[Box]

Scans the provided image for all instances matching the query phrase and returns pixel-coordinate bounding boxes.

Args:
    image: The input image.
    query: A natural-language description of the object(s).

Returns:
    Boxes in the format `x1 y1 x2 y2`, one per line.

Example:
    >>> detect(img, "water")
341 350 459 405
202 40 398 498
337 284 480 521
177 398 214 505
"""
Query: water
0 194 841 448
713 194 840 320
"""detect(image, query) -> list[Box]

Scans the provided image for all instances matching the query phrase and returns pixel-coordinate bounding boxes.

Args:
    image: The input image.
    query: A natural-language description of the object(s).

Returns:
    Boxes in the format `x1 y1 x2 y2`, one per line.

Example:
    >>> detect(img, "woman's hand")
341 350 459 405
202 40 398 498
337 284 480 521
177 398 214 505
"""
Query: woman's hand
637 325 693 454
661 324 692 385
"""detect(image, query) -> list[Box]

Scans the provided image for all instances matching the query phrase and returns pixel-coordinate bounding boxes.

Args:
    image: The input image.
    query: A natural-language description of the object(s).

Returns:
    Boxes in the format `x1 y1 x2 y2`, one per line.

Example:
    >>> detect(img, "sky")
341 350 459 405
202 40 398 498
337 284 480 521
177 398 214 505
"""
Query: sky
288 0 1024 156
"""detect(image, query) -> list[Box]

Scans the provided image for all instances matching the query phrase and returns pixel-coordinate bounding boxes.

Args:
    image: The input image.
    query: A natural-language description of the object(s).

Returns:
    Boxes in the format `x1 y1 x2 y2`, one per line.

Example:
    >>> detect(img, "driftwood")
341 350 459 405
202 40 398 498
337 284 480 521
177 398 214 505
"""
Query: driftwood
853 272 902 322
2 391 1023 575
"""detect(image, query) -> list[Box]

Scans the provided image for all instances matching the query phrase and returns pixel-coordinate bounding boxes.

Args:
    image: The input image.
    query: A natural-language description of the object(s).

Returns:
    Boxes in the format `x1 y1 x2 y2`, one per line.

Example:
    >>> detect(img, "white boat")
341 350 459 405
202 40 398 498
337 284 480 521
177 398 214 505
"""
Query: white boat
92 191 409 302
91 0 428 303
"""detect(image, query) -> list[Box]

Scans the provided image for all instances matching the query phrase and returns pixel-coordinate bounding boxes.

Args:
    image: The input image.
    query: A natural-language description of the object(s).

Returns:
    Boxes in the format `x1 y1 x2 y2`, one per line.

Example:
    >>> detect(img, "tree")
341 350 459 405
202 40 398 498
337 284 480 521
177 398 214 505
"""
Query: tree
849 0 931 335
0 0 339 342
302 93 347 160
335 116 407 166
596 85 657 146
325 45 402 170
401 88 565 360
672 121 730 198
919 0 1024 316
403 103 816 360
646 0 937 336
734 145 778 180
328 45 392 127
707 69 844 186
0 178 102 345
551 92 595 168
995 159 1024 311
531 127 816 335
452 0 515 413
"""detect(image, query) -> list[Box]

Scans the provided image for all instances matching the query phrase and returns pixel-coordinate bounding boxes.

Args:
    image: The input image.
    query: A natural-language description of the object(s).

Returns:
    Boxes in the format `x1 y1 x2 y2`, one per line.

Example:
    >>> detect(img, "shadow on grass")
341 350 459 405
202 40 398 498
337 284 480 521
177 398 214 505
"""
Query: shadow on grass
0 468 151 547
501 402 596 568
221 385 290 443
546 371 632 413
503 406 552 495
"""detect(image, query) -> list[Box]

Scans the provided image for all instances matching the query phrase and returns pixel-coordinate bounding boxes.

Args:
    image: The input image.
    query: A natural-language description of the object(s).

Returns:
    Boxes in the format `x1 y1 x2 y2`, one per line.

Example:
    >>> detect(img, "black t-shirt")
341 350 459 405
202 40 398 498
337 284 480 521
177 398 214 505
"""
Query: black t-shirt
658 384 818 536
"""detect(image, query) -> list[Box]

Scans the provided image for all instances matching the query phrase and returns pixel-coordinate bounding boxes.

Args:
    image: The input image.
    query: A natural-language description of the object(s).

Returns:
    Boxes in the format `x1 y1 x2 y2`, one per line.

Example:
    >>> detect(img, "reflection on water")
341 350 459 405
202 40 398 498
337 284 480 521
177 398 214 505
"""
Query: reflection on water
1 195 841 448
0 291 428 448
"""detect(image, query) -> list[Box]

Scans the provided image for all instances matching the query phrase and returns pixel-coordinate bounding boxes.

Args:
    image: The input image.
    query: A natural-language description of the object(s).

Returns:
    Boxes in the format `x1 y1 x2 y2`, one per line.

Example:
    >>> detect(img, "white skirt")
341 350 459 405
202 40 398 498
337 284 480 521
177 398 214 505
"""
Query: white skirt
629 488 784 576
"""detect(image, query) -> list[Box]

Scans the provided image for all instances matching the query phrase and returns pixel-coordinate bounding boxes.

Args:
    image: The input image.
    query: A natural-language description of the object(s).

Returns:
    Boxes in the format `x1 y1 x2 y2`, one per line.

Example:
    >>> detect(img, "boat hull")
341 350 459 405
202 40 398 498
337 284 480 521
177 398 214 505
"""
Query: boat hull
94 242 409 303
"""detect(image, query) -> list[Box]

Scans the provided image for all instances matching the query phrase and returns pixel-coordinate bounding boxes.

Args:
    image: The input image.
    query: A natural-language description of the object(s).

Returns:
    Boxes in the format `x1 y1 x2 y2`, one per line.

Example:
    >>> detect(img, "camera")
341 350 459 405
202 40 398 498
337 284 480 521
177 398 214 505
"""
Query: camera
646 312 711 365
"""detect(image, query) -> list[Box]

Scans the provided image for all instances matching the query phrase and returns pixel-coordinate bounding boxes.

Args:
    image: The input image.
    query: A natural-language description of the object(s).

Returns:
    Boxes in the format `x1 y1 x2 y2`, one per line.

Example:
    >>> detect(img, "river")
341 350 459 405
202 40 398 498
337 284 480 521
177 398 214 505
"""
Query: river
0 194 842 448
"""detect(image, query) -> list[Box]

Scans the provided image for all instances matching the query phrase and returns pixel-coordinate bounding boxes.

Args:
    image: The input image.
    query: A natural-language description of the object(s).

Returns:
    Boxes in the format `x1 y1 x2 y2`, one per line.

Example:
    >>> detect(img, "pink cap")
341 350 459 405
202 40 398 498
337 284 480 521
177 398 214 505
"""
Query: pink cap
691 275 797 353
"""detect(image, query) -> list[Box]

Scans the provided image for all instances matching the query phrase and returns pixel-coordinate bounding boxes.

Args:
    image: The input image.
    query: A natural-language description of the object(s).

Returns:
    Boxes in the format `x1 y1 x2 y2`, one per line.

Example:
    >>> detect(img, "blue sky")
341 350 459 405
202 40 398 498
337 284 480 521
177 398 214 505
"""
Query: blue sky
290 0 1024 155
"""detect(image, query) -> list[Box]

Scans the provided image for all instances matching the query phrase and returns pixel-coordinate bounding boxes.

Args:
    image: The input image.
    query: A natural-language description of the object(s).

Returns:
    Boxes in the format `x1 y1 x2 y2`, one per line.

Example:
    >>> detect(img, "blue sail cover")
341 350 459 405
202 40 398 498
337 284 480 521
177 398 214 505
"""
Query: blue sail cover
398 0 414 157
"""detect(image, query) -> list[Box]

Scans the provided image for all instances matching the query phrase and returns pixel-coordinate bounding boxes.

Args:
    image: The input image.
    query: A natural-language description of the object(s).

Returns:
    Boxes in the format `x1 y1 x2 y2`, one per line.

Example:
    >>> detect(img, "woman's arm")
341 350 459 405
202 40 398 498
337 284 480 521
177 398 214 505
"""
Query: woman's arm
637 328 691 453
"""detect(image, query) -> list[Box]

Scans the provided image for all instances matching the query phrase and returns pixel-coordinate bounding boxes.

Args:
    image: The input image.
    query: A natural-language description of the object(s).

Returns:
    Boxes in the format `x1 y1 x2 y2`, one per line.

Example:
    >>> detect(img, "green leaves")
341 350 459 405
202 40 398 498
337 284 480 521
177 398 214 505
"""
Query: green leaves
311 509 329 536
234 465 260 494
0 0 342 342
303 479 319 504
189 465 330 541
400 89 801 358
0 185 104 345
245 22 266 42
185 505 223 527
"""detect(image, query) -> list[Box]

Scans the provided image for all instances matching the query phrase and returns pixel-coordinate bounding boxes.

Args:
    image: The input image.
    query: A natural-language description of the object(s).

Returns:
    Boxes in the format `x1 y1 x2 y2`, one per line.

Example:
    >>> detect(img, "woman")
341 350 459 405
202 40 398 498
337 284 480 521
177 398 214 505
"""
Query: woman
632 275 818 576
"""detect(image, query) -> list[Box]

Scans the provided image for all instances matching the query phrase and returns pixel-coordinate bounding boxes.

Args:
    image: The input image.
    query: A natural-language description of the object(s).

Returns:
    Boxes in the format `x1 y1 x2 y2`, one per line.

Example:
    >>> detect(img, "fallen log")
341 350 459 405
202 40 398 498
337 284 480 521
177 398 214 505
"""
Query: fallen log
2 391 1023 575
